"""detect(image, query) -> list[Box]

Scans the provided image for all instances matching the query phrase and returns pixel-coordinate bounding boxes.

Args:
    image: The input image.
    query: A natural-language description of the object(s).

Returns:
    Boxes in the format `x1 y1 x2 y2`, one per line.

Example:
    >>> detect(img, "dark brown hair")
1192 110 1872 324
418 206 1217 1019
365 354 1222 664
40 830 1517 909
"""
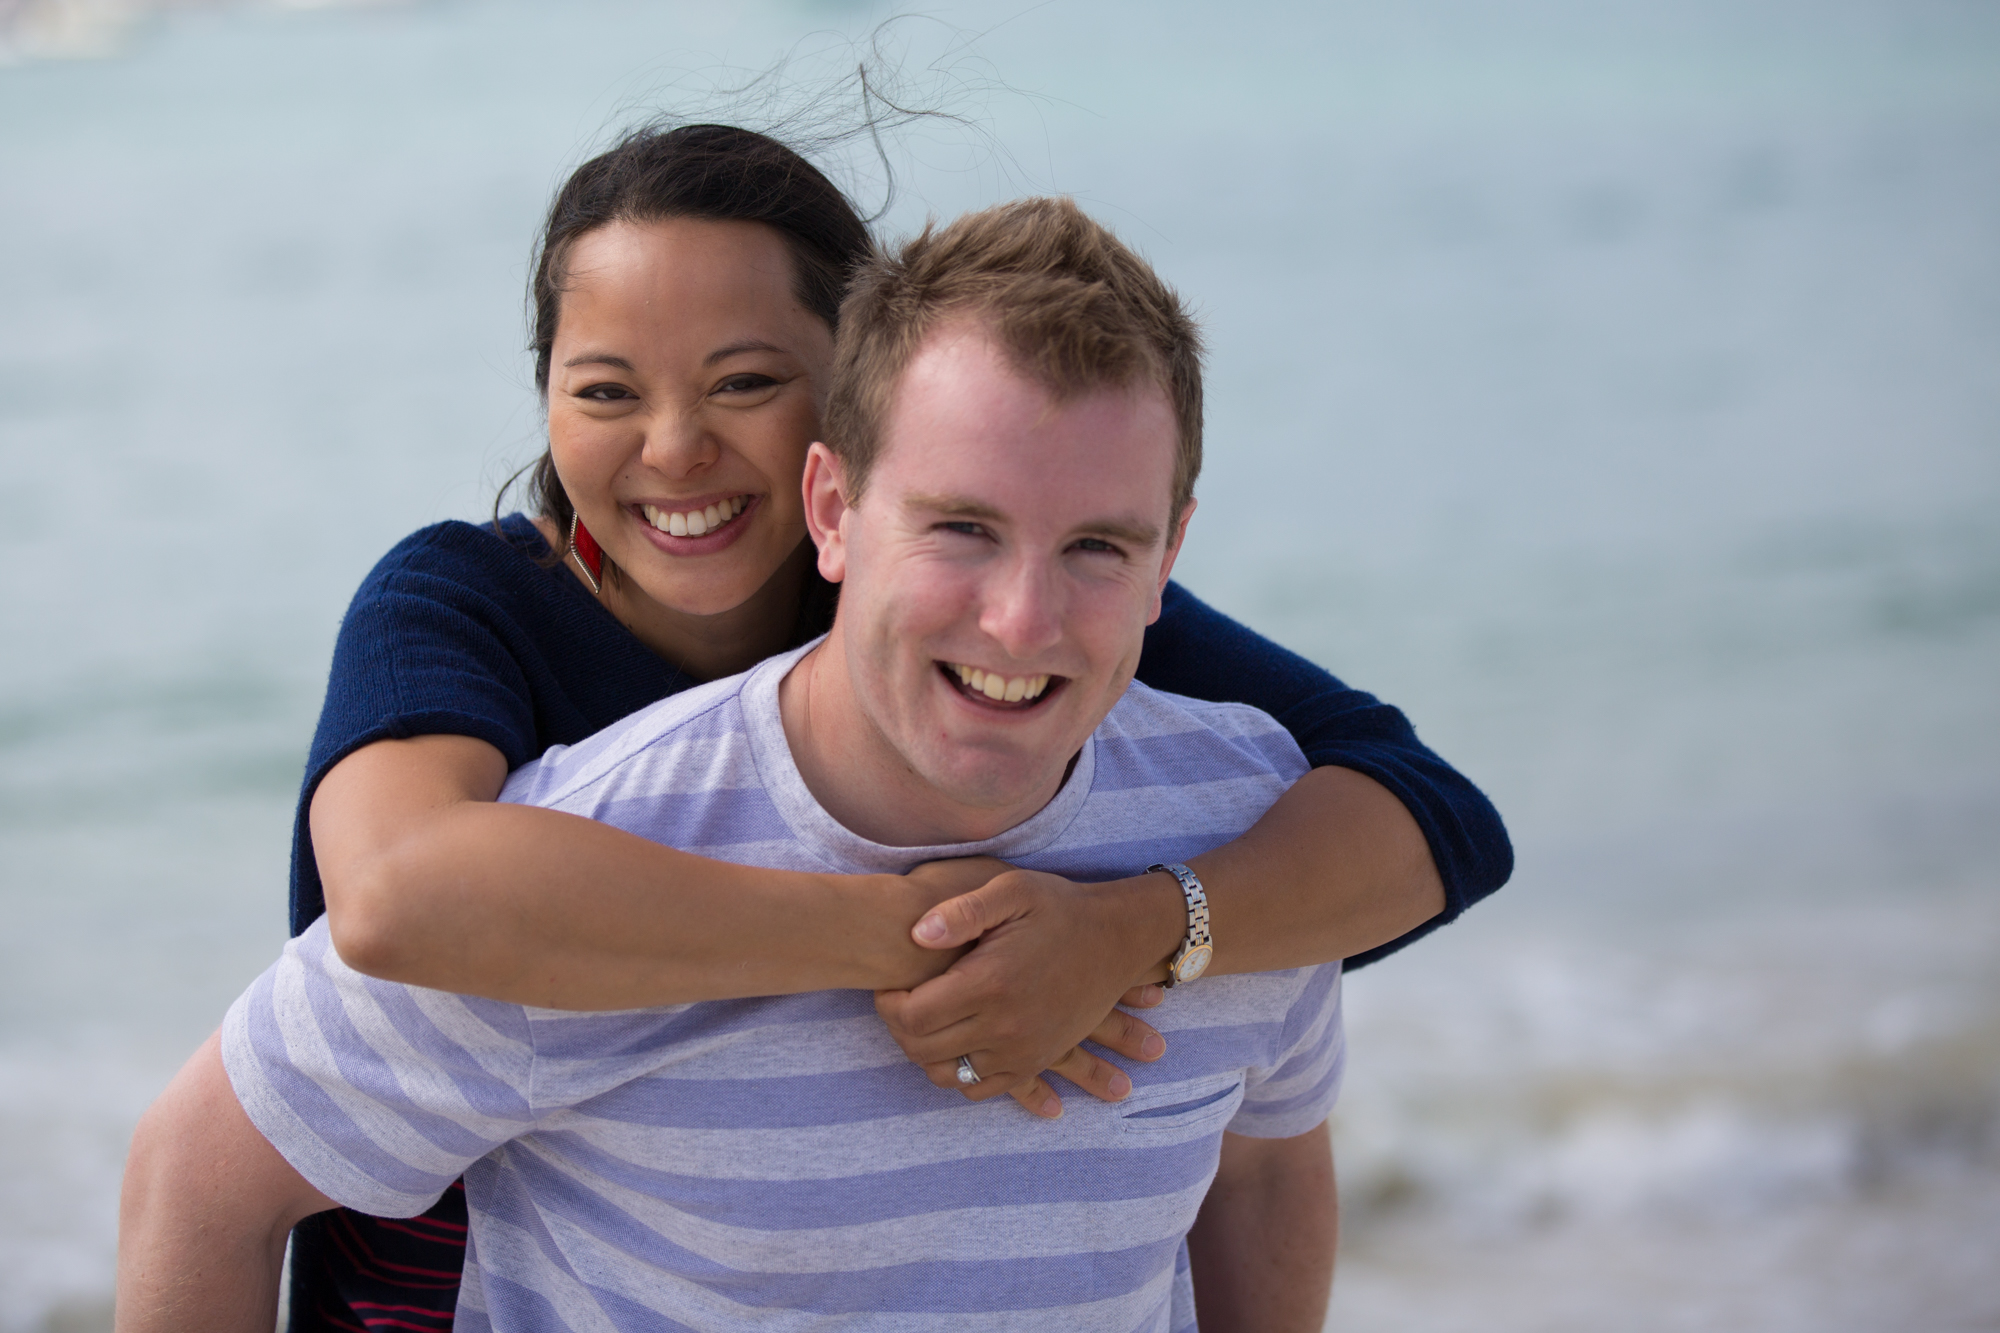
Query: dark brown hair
824 197 1203 523
512 122 874 538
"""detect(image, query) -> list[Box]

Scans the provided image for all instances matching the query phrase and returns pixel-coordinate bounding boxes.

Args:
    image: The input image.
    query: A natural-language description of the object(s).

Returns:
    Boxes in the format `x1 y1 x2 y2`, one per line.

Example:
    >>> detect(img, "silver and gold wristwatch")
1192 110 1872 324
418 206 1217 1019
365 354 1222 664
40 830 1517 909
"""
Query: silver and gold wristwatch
1148 861 1212 986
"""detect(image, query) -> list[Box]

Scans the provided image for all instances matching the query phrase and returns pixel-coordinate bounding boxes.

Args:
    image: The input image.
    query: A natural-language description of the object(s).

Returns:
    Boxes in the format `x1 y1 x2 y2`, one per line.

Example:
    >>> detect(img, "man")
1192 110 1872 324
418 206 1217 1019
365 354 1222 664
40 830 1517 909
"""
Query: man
119 198 1342 1331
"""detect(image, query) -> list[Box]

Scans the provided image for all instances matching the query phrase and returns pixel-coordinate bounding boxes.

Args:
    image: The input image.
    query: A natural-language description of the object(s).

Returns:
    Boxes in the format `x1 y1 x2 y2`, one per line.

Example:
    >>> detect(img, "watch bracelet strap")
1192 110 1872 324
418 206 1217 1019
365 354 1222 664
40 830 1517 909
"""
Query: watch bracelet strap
1147 861 1211 987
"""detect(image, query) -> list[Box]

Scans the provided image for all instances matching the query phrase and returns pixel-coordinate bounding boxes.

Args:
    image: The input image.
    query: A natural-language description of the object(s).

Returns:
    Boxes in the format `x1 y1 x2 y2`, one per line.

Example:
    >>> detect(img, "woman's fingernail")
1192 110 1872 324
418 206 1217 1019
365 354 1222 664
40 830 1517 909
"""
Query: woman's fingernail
914 914 948 943
1140 1034 1166 1060
1040 1097 1063 1119
1141 985 1164 1005
1109 1072 1132 1099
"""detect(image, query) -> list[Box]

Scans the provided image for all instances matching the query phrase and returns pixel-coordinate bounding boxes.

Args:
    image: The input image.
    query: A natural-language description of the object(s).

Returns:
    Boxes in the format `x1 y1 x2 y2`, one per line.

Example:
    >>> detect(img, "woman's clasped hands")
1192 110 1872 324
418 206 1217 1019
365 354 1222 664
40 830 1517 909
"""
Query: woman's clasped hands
876 858 1179 1120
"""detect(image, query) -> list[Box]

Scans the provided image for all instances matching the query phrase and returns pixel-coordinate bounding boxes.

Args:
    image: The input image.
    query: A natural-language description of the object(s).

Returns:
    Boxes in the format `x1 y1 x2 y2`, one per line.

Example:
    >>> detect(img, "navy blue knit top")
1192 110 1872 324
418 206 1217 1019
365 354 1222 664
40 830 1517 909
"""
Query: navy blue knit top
290 514 1509 967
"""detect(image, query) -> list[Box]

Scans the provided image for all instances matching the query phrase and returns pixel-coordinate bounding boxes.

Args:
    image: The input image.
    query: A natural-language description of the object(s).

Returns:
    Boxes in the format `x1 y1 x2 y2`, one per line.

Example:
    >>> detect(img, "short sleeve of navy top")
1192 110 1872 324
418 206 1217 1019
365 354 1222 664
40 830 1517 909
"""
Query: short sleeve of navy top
290 515 1511 968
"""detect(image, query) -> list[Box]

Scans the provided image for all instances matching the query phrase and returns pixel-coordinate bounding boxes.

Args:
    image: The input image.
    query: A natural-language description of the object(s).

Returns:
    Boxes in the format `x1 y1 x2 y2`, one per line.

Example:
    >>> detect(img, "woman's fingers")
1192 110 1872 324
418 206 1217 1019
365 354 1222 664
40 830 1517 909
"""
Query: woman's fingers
911 1053 1099 1120
1045 1045 1134 1104
1121 983 1166 1010
879 994 990 1068
909 884 1006 950
914 1055 1023 1106
1006 1074 1064 1119
903 858 1014 948
1085 1006 1167 1064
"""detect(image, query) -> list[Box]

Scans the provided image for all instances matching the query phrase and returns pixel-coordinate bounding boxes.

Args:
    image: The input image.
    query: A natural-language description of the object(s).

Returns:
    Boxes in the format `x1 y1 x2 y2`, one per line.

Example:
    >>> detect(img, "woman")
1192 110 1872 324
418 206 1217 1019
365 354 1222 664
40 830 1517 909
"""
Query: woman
286 123 1511 1326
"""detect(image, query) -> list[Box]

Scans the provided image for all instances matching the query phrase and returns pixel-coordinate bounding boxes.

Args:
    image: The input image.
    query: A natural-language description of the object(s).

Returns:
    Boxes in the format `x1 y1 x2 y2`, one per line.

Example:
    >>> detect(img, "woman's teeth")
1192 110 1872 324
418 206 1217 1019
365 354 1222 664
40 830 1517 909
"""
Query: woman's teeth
950 664 1052 703
642 496 747 537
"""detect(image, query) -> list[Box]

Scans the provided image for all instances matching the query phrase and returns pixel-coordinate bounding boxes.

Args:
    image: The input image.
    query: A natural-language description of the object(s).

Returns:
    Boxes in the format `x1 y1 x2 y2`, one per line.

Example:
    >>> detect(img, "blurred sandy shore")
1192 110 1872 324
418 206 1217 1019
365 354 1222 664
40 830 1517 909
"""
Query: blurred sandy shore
1334 1163 2000 1333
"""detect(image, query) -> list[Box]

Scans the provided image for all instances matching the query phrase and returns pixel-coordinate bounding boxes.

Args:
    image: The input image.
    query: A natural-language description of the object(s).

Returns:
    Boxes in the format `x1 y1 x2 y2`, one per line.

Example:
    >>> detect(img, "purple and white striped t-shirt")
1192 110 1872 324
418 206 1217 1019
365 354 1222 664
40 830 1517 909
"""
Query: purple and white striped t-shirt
223 640 1343 1332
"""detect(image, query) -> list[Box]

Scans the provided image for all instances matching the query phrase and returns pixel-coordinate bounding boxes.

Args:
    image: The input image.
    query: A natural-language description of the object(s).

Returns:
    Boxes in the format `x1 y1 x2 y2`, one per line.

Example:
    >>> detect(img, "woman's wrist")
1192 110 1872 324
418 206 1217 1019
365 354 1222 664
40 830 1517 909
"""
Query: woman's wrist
1097 869 1189 989
837 871 964 991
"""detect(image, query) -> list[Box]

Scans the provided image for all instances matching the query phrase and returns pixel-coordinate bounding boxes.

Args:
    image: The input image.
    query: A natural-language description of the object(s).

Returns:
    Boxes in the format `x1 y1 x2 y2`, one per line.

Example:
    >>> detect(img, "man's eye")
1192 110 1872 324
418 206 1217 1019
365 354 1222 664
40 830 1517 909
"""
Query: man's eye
1074 537 1121 554
940 521 988 538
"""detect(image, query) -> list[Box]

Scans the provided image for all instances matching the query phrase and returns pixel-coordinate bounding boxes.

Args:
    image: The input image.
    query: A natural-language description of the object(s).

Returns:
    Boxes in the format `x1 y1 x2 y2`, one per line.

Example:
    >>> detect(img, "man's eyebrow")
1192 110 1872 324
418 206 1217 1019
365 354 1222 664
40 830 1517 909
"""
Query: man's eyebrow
907 493 1006 522
1077 517 1164 547
906 493 1163 547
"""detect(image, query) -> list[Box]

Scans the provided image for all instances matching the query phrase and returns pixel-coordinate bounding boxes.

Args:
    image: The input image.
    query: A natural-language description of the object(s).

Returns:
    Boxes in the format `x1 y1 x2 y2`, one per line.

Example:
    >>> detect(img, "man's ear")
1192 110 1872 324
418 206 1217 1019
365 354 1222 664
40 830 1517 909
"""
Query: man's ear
801 442 852 584
1146 496 1197 625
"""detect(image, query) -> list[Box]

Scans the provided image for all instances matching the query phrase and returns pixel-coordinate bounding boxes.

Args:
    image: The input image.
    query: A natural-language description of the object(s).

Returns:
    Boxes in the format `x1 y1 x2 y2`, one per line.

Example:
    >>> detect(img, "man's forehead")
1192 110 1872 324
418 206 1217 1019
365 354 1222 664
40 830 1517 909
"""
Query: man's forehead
873 323 1179 526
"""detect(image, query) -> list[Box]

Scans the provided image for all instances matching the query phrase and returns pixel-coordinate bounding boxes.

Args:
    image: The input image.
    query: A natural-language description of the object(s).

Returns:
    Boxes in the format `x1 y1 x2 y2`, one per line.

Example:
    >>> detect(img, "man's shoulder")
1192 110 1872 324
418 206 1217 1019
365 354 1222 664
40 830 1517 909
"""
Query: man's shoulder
1093 680 1311 788
498 665 757 812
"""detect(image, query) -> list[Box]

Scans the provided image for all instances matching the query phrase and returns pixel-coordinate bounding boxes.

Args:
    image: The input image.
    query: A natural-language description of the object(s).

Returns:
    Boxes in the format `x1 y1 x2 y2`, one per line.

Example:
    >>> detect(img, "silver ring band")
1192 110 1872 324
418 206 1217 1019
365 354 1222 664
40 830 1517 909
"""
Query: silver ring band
956 1055 981 1086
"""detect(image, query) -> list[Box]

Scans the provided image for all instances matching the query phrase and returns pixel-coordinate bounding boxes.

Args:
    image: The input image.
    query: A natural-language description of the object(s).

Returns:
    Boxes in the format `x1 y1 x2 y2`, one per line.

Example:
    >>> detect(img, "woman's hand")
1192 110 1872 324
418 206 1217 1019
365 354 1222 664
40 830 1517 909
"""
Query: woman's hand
874 865 1187 1119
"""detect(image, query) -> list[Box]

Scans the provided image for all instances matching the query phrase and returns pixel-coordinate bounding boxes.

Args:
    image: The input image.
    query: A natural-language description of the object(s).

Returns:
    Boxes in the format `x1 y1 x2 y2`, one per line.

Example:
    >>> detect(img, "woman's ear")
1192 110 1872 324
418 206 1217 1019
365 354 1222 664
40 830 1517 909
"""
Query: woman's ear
800 442 851 583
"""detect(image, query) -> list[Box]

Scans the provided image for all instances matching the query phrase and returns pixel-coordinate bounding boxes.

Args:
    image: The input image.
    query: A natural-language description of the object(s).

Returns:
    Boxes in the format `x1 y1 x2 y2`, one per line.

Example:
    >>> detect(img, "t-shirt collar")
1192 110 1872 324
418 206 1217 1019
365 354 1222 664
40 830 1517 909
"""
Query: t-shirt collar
739 638 1097 874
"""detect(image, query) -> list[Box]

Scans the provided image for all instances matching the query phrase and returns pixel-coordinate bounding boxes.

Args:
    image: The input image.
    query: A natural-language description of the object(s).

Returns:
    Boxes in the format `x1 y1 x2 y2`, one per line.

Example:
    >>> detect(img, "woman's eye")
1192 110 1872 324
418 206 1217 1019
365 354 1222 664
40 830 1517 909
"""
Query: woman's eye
715 373 780 396
577 383 634 402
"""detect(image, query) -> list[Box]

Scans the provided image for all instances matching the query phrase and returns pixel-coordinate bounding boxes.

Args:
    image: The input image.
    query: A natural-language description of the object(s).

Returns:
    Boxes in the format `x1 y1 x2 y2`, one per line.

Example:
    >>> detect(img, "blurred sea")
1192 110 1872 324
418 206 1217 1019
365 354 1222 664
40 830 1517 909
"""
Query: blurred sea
2 0 1997 1329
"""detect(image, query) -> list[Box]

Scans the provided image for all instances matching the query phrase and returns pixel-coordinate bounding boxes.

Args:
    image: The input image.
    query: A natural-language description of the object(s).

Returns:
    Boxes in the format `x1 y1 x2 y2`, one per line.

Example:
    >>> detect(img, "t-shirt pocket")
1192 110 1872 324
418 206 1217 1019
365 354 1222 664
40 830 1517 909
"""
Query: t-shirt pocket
1118 1074 1245 1137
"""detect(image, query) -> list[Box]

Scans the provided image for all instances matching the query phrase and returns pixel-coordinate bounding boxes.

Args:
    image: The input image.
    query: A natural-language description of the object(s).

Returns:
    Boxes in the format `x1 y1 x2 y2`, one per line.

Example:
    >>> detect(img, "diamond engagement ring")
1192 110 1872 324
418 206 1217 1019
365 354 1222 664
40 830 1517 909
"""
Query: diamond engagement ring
956 1055 981 1086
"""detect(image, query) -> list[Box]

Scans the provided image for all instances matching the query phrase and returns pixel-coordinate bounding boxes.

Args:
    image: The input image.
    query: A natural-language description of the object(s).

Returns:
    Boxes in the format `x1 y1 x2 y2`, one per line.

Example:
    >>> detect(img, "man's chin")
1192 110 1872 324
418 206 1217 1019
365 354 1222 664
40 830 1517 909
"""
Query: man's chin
908 750 1076 829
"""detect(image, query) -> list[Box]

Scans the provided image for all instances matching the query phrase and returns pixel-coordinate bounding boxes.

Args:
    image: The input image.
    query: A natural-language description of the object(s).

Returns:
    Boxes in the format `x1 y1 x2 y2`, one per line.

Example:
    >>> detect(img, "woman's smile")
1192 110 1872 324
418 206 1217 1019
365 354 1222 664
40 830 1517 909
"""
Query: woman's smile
639 494 750 540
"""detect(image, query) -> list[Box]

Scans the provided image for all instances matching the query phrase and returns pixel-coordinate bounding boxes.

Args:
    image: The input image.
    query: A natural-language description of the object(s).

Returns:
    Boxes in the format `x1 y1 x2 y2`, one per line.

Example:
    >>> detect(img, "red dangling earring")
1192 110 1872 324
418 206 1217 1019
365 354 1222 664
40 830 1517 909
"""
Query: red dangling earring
567 511 604 596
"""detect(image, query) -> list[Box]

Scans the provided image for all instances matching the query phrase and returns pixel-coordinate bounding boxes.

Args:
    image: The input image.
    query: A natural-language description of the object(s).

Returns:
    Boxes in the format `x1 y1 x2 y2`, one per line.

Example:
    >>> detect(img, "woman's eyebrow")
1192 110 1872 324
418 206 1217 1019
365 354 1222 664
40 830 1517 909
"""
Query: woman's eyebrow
562 352 635 371
705 339 787 365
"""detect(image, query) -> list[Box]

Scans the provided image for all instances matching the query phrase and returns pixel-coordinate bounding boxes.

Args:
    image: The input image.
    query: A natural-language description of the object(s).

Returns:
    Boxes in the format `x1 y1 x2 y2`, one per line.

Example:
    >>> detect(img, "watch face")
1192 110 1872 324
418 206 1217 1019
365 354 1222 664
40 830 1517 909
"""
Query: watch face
1175 944 1213 984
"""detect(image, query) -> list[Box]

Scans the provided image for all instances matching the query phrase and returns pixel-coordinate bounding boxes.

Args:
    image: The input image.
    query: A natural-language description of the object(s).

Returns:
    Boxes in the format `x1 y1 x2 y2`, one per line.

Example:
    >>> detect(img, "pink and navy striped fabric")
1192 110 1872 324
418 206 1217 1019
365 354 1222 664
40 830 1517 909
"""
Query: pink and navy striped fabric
225 643 1343 1331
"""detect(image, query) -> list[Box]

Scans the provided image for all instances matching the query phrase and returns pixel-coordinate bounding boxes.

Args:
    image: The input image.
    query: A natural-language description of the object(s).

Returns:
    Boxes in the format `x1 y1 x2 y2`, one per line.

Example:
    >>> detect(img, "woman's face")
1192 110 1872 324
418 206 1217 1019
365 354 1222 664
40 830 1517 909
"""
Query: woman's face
547 217 835 628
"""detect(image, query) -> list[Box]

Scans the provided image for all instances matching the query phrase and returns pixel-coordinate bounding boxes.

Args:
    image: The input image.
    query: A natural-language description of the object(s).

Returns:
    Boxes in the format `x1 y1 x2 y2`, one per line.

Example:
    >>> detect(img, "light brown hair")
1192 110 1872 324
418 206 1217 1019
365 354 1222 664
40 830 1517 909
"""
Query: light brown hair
824 197 1204 522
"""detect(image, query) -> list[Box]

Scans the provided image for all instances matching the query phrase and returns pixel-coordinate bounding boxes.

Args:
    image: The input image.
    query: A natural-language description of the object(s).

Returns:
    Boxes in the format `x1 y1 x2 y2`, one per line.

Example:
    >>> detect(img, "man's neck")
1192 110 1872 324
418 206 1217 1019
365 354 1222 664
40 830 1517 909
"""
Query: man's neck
778 628 1066 848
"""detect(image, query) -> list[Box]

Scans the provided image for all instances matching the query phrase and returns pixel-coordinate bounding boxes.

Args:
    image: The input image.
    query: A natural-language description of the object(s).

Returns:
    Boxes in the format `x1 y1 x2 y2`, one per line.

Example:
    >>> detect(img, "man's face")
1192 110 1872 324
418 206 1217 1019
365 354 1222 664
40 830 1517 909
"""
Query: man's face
811 322 1191 822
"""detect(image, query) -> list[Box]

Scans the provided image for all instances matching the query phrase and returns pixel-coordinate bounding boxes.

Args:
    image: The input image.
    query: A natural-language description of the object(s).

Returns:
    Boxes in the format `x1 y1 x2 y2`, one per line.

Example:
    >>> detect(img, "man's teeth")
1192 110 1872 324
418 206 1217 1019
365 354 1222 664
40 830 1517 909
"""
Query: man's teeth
642 496 747 537
950 664 1053 703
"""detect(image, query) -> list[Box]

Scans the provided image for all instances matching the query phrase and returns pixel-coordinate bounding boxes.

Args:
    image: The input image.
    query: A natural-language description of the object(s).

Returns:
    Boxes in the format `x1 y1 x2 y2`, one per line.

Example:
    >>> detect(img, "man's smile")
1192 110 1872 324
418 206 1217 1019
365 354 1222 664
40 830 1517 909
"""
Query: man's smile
939 661 1064 710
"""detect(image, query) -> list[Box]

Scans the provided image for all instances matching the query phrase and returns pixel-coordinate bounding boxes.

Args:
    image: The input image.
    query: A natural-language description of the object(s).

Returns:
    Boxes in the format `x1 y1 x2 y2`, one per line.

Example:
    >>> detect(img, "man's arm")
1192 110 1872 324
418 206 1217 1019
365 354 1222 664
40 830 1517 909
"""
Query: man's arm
117 1032 337 1333
1184 1125 1337 1333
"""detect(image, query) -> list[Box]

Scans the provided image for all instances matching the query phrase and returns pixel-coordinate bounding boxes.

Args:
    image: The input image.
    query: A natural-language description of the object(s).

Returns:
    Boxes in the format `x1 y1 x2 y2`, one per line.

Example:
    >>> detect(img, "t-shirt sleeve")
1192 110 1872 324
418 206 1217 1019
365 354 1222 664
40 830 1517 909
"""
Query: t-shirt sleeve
288 526 547 936
220 920 539 1218
1226 963 1346 1139
1135 581 1514 968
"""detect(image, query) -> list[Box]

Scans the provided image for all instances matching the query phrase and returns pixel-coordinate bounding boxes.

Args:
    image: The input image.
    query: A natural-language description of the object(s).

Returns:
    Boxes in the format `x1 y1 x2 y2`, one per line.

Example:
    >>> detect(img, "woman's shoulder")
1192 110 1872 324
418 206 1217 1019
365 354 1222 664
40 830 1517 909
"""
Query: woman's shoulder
332 513 620 655
364 514 549 583
349 514 575 609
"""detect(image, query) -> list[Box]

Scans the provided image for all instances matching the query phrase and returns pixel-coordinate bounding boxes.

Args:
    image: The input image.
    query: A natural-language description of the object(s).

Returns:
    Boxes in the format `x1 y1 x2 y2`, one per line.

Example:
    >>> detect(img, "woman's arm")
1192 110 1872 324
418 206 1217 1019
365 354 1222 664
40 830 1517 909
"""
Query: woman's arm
314 733 967 1006
324 744 1428 1006
1133 580 1513 966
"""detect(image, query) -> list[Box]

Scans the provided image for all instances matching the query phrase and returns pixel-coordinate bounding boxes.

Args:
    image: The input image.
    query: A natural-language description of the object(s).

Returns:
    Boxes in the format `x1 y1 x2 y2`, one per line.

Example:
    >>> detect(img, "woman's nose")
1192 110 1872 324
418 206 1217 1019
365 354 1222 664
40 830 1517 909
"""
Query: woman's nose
640 410 721 478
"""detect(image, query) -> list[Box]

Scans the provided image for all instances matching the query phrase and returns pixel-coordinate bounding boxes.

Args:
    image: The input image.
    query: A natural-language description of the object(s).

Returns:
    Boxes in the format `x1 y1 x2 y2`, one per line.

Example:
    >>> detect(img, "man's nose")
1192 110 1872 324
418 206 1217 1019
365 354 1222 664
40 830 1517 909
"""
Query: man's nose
639 409 720 478
977 556 1065 660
